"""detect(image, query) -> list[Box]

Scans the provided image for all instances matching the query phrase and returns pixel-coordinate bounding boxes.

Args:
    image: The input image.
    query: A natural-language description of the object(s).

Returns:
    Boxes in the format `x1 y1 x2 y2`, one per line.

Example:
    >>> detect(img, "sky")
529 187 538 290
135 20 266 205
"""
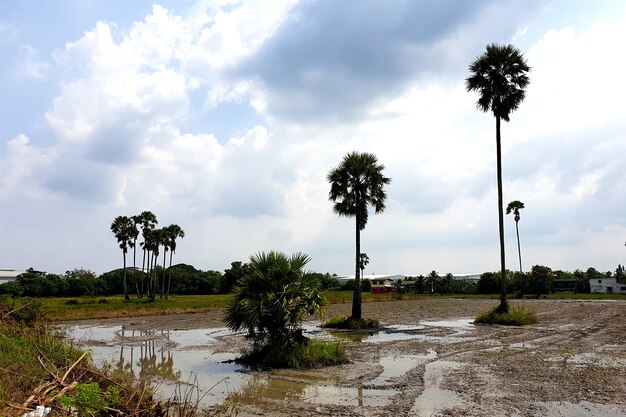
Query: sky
1 0 626 276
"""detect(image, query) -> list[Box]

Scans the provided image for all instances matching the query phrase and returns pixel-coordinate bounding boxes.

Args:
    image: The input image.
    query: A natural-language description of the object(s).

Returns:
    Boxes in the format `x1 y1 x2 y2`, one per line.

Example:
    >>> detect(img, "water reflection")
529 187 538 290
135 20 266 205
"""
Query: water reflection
65 325 248 405
112 329 182 381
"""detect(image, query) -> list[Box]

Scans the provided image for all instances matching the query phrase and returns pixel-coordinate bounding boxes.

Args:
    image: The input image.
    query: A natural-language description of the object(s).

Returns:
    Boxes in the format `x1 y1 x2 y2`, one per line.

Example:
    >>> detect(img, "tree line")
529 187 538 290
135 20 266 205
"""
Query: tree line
0 262 346 298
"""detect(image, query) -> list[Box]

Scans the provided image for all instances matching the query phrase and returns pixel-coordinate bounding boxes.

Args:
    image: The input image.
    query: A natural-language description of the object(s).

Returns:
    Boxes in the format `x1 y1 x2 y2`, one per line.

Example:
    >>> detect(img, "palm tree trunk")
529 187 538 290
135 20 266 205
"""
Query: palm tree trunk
166 251 173 299
133 239 140 298
496 115 508 313
161 249 166 299
352 216 362 320
140 248 146 298
515 220 523 273
123 251 129 300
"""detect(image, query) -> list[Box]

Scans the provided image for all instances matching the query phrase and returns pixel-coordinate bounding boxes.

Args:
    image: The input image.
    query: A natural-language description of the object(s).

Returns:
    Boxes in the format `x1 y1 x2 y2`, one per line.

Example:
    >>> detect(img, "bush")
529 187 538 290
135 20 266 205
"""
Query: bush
475 305 537 326
240 340 347 369
321 316 380 330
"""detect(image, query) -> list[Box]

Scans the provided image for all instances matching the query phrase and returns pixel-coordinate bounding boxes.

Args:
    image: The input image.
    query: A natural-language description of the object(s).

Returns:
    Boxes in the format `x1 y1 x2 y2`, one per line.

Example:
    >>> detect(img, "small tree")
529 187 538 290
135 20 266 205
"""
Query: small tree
527 265 553 297
224 251 325 357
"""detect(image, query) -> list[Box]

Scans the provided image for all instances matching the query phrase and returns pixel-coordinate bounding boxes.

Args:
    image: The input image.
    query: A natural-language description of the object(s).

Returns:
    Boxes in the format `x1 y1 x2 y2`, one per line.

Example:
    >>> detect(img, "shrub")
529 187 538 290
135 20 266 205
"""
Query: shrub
475 305 537 326
321 316 380 330
240 340 347 369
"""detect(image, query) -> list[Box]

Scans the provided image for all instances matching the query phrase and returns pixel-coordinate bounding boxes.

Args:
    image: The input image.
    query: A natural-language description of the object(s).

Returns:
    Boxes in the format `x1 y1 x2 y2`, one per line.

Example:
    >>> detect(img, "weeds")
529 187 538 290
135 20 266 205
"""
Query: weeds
238 339 347 369
475 304 538 326
321 316 380 330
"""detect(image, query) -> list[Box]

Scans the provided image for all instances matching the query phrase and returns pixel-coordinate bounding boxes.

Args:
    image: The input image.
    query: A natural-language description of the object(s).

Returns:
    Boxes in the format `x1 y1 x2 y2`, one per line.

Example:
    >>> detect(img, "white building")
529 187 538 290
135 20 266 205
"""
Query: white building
589 277 626 294
0 269 26 284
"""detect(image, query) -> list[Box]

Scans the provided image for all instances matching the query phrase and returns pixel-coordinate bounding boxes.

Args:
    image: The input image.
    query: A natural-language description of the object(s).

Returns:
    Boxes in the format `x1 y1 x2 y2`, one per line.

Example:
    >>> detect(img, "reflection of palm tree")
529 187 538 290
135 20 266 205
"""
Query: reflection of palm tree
506 200 525 273
466 44 530 313
328 152 391 320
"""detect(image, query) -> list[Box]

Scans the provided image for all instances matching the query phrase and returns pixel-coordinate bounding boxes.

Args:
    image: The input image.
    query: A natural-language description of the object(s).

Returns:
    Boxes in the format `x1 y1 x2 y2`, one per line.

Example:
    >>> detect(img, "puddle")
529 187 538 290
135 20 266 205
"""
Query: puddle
61 319 475 409
545 352 626 368
369 350 437 386
230 374 398 408
63 324 250 405
362 319 475 344
511 342 537 349
410 360 466 416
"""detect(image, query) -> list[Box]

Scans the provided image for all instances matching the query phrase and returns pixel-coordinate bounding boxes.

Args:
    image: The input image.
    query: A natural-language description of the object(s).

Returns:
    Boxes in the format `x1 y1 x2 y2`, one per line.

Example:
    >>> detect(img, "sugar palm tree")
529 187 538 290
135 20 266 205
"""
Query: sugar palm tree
137 211 158 297
164 224 185 299
427 270 439 294
506 200 525 273
328 152 391 320
225 251 325 351
130 215 141 297
359 253 369 277
466 44 530 313
110 215 135 300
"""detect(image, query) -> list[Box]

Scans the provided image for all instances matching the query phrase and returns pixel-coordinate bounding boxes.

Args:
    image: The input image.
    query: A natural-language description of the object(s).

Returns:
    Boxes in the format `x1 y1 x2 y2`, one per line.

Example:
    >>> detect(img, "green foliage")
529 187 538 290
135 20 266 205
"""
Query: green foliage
240 340 347 369
220 261 252 294
57 382 121 416
225 251 326 353
527 265 553 297
321 316 380 330
0 297 42 325
475 305 537 326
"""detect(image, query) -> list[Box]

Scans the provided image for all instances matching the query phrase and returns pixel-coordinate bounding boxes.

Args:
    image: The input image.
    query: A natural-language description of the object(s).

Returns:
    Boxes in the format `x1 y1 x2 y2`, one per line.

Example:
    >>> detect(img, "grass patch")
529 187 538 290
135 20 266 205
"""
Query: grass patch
239 340 347 369
321 316 380 330
475 304 538 326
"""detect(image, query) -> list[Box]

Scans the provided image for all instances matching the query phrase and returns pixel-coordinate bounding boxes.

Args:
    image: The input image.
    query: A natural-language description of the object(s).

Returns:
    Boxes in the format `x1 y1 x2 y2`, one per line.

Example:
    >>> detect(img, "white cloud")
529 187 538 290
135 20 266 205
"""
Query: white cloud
14 44 49 79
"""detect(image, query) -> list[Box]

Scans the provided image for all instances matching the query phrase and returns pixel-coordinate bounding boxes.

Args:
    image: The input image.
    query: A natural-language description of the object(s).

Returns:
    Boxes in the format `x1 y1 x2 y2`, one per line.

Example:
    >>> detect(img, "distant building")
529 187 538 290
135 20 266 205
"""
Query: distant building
589 277 626 294
0 269 26 284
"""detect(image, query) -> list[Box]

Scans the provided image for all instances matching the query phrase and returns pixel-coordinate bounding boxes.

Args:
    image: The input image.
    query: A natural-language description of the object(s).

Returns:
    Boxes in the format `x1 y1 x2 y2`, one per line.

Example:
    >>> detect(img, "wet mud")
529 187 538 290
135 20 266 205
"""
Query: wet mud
62 298 626 416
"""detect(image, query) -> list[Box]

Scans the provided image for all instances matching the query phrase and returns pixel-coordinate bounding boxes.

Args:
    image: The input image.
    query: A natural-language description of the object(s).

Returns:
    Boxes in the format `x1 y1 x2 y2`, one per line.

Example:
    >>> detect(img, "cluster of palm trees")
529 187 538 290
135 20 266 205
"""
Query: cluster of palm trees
110 211 185 301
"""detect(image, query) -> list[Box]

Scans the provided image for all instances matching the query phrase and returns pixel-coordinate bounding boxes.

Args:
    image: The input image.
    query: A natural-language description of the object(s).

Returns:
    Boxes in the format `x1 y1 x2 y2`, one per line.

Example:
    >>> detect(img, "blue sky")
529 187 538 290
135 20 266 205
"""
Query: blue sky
1 0 626 275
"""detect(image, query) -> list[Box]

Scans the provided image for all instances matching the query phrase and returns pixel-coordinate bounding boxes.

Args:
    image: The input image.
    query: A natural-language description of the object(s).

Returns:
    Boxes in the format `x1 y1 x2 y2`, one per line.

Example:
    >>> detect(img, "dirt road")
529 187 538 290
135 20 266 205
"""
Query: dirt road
68 298 626 416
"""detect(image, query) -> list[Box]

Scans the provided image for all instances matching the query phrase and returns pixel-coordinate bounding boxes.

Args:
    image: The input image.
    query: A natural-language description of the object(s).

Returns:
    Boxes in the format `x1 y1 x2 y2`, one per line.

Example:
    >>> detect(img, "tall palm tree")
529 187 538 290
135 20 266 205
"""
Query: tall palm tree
328 152 391 320
506 200 525 273
466 44 530 313
110 215 135 300
137 211 158 297
164 224 185 299
130 215 141 297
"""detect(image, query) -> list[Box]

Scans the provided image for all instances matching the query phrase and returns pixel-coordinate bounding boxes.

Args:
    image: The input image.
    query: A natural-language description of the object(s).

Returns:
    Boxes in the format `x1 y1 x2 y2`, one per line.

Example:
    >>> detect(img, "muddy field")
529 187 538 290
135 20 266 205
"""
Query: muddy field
68 298 626 416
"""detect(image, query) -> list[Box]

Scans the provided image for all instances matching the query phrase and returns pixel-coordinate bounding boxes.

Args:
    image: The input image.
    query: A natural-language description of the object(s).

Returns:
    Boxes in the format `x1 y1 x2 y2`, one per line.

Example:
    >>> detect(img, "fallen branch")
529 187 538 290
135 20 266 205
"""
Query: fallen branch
60 351 88 385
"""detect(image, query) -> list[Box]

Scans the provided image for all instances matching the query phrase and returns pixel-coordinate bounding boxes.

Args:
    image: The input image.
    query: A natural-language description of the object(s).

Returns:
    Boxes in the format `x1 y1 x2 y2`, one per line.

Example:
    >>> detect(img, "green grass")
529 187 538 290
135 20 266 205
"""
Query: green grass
321 316 380 330
36 292 626 322
239 340 348 369
40 294 233 321
475 305 538 326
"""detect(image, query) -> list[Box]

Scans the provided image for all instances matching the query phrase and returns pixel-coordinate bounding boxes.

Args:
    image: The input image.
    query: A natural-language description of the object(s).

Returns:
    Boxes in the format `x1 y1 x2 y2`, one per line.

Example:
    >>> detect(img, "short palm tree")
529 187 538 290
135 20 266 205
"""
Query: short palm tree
466 43 530 313
110 215 135 300
506 200 525 273
359 253 369 277
164 224 185 299
225 251 325 350
328 152 391 320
